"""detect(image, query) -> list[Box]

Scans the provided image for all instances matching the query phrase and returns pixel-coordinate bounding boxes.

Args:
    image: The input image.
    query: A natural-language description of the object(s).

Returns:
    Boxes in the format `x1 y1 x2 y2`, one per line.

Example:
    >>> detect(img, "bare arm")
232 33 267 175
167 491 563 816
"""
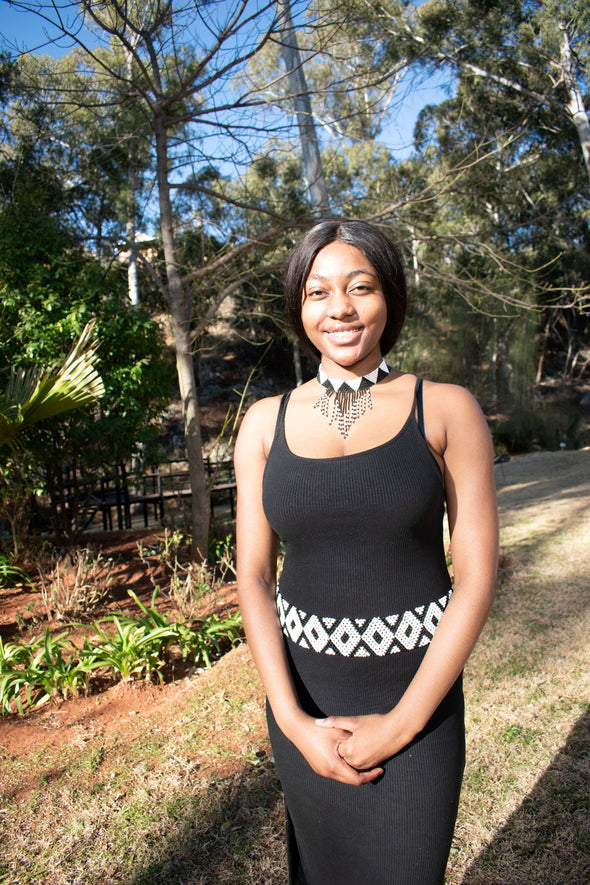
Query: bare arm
319 385 498 769
235 398 383 784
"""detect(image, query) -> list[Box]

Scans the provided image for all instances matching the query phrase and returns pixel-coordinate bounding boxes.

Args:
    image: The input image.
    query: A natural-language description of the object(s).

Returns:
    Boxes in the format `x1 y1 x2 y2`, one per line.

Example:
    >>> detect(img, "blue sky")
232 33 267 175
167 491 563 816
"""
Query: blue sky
0 1 82 58
0 0 451 156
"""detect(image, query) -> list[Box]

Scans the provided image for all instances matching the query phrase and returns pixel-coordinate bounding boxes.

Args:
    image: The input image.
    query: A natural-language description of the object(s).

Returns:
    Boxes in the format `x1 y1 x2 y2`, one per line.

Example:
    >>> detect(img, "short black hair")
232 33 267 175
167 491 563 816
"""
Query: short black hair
283 219 407 358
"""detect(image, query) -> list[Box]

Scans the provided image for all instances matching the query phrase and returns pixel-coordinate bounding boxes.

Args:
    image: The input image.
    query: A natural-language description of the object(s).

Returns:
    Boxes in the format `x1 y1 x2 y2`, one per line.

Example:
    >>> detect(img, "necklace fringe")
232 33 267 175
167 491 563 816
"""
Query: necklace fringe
313 359 391 439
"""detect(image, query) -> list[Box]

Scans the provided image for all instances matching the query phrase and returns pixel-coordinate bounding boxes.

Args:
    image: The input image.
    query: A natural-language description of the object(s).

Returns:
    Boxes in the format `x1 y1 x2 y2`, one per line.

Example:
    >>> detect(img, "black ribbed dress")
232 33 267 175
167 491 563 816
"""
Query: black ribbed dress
262 378 465 885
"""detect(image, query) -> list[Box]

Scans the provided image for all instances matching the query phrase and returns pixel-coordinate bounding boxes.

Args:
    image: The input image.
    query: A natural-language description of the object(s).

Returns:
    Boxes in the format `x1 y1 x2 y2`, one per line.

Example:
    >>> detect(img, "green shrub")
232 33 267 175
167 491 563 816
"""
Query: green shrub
0 553 31 588
0 589 243 714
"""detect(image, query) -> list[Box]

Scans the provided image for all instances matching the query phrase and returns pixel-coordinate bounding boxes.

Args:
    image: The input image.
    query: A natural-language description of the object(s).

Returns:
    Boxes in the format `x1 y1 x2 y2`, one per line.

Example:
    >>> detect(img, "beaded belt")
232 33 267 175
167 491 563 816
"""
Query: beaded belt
276 587 452 658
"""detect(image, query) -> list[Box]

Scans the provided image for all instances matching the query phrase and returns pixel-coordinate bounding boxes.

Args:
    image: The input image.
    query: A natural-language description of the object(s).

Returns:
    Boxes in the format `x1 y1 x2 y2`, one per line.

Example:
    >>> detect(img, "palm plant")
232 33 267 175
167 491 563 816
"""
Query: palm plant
0 322 105 449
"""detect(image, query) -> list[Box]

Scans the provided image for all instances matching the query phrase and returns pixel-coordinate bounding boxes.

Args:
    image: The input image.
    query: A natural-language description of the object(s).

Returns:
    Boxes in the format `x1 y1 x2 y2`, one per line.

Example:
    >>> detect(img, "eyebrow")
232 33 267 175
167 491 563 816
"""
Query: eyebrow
307 269 377 282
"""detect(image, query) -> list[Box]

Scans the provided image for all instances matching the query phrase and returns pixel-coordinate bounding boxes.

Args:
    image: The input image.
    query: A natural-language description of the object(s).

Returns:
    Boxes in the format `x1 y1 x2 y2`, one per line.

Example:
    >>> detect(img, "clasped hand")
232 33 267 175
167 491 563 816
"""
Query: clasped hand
293 711 412 786
316 711 413 776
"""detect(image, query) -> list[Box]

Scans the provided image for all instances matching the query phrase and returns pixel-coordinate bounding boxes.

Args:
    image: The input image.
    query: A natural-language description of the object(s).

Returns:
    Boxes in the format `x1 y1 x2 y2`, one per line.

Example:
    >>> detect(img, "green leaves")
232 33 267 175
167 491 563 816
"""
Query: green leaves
88 616 177 684
180 611 243 669
0 554 31 588
0 630 94 714
0 322 105 449
0 589 243 715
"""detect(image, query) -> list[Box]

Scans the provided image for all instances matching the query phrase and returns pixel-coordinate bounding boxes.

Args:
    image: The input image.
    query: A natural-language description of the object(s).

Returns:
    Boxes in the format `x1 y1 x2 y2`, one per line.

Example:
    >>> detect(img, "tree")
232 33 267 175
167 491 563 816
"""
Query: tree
0 149 173 538
1 0 324 556
274 0 331 217
0 318 105 557
411 0 590 183
5 0 587 485
315 0 588 394
407 0 590 383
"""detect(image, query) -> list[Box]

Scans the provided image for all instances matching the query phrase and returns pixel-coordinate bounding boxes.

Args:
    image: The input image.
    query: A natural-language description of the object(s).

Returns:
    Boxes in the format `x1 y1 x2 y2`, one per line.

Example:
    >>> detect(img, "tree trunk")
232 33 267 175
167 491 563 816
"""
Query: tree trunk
126 45 140 308
408 224 420 289
563 313 575 381
276 0 330 386
559 24 590 183
275 0 331 217
491 318 498 409
153 111 210 559
126 156 139 307
535 315 552 384
293 339 303 386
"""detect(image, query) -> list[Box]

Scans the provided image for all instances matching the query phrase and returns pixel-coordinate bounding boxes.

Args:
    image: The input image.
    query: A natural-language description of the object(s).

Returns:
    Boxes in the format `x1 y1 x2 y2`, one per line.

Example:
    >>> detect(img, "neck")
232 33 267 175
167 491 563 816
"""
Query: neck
319 355 386 380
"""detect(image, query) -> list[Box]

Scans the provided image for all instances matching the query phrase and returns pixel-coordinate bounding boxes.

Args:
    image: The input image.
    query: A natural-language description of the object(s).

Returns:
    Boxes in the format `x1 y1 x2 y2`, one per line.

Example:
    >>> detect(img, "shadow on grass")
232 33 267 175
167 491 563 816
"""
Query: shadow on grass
494 450 590 505
130 759 287 885
461 706 590 885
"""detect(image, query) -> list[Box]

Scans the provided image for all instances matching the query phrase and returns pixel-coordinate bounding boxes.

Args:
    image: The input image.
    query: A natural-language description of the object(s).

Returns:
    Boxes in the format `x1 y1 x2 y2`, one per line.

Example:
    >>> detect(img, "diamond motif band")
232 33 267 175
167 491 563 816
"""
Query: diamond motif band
276 587 453 658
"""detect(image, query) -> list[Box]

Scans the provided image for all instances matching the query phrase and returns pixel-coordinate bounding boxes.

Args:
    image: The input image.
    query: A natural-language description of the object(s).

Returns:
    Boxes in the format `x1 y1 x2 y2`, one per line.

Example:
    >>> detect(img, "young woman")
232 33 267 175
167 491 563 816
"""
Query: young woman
234 220 498 885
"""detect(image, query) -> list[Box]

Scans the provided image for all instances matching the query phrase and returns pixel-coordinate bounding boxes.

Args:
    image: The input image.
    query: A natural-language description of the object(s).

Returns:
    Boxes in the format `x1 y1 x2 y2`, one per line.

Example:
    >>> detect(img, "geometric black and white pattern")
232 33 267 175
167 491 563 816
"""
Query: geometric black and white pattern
276 588 453 658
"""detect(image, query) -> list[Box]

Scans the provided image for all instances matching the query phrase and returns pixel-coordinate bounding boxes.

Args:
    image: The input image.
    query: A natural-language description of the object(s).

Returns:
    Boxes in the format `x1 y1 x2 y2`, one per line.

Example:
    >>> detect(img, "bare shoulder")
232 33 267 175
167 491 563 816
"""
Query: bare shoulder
421 380 492 461
422 379 486 425
234 394 284 464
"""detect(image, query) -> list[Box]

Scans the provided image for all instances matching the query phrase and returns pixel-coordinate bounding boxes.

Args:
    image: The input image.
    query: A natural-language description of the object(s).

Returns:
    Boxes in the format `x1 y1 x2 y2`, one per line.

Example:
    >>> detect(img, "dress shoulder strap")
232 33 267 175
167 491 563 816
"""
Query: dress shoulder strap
277 391 291 424
270 390 292 448
413 377 425 437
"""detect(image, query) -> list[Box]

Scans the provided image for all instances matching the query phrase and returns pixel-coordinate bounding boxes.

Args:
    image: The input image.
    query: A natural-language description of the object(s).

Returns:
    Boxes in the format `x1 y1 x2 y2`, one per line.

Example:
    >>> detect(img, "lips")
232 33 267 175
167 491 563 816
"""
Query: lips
325 326 363 341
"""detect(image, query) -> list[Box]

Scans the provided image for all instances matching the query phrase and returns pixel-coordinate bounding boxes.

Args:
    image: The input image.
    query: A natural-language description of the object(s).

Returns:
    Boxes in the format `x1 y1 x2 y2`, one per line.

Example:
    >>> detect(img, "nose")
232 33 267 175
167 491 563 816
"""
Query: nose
327 288 356 319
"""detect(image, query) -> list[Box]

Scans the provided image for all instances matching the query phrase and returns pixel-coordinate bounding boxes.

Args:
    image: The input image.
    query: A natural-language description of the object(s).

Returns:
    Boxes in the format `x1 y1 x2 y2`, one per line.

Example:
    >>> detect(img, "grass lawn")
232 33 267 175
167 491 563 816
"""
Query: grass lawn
1 449 589 884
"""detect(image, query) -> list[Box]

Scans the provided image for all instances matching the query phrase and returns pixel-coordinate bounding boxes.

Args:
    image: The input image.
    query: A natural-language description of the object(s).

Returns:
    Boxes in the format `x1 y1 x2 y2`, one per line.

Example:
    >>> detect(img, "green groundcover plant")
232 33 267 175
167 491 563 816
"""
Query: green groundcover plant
0 588 243 715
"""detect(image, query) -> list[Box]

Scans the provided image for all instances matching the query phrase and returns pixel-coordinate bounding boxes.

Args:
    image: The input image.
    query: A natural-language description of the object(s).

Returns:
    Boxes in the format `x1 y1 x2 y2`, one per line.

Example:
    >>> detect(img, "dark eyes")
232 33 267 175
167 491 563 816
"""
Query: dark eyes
305 283 373 299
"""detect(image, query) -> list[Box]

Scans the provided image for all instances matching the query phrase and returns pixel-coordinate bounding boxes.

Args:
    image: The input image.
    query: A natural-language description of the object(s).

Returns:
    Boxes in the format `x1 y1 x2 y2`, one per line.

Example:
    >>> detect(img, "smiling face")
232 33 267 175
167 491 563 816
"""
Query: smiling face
300 241 388 377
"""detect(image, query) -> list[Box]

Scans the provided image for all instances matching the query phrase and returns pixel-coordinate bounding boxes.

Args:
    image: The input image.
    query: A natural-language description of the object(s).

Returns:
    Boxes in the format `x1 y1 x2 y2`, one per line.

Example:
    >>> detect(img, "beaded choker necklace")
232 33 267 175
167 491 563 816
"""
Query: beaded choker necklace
313 358 391 439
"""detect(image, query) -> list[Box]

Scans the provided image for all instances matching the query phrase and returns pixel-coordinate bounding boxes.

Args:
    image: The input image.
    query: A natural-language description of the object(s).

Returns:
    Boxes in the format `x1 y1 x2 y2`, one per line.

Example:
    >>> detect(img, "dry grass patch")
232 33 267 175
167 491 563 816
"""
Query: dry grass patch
447 450 590 884
0 644 288 884
1 449 588 884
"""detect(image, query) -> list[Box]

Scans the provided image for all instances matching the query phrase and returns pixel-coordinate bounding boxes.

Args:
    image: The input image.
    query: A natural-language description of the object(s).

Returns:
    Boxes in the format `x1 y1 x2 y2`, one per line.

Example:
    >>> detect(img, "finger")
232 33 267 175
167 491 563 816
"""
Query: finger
335 736 356 761
334 746 383 781
357 767 384 784
337 739 380 773
338 766 384 786
315 716 358 731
